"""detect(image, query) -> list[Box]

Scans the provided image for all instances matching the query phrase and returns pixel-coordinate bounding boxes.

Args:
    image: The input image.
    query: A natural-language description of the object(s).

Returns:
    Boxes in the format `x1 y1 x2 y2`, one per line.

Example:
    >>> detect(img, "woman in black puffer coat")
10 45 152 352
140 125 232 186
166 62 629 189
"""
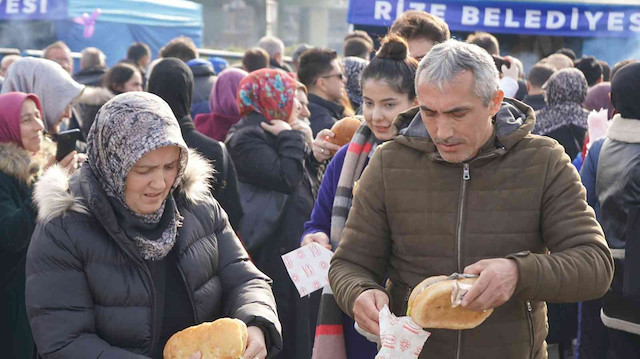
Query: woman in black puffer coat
148 58 243 231
26 92 281 359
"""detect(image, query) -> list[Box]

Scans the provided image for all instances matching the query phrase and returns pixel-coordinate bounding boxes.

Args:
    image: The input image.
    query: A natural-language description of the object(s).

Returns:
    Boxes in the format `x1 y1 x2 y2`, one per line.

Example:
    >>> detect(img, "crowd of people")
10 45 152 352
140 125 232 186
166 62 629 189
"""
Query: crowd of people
0 8 637 359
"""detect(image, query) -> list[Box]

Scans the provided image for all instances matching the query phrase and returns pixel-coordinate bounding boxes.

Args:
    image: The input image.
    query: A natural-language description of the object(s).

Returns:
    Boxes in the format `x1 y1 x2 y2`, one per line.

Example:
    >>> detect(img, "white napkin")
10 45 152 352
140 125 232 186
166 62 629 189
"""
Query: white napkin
281 243 334 297
374 305 431 359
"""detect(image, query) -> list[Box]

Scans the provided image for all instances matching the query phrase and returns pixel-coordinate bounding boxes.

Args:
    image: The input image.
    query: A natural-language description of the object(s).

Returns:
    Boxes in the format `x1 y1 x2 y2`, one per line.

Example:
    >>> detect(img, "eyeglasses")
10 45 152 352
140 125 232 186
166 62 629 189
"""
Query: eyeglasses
321 73 344 81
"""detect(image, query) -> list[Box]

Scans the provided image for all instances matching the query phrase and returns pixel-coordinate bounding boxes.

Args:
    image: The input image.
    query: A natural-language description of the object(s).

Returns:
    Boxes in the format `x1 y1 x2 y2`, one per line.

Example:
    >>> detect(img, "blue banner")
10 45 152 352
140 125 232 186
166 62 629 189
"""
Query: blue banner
0 0 67 20
348 0 640 37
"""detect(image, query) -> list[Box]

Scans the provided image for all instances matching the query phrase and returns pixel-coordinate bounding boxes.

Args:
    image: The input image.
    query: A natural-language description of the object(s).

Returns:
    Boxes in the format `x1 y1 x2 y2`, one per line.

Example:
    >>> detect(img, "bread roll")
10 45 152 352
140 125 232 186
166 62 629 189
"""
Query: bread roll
163 318 248 359
328 117 362 149
407 276 493 330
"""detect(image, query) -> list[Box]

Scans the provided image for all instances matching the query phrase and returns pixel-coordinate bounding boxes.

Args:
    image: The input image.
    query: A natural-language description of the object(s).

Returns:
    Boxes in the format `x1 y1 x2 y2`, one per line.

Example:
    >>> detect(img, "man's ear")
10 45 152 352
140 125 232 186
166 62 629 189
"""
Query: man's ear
526 81 530 93
490 89 505 115
274 52 282 64
315 76 326 92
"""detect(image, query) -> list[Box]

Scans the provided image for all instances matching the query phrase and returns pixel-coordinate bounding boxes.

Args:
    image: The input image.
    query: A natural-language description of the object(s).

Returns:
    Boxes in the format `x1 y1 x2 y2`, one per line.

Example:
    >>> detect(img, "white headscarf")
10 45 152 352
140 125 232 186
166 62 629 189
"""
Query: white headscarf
1 57 84 132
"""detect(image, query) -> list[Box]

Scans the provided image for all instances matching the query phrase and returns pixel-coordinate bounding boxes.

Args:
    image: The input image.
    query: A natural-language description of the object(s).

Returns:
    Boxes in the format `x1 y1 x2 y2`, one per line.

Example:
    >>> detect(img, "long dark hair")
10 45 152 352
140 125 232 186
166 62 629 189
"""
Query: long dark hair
103 62 140 94
361 34 418 100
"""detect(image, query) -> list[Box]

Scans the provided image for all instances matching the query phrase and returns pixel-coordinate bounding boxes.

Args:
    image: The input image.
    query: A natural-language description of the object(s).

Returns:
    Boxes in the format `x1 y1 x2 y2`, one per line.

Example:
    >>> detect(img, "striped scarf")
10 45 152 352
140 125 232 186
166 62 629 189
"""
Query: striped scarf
313 120 377 359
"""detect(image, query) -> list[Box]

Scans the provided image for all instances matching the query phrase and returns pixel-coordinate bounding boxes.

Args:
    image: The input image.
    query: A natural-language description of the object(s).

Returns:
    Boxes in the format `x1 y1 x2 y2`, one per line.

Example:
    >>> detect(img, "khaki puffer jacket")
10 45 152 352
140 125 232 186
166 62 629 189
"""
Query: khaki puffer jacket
329 100 613 359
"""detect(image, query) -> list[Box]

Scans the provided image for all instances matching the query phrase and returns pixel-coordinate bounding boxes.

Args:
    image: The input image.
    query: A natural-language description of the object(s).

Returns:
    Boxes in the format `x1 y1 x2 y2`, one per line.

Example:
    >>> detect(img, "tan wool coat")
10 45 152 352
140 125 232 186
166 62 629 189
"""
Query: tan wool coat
329 100 614 359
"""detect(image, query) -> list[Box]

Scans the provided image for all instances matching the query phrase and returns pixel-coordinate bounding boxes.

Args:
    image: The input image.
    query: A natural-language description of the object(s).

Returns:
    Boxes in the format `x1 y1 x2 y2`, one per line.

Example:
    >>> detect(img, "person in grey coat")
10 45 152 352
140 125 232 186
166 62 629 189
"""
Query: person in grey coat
25 92 281 359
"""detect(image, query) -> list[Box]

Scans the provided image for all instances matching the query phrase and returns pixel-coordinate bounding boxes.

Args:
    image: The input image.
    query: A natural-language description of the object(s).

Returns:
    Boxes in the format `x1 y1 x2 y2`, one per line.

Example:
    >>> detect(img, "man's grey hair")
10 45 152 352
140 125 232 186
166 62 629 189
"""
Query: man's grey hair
258 36 285 59
80 47 106 69
416 40 500 106
43 40 71 59
292 44 312 65
1 54 21 68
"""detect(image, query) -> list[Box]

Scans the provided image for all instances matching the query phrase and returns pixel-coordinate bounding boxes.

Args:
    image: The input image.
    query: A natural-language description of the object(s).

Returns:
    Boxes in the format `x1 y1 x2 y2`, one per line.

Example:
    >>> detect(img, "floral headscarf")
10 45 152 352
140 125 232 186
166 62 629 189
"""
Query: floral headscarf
237 68 297 122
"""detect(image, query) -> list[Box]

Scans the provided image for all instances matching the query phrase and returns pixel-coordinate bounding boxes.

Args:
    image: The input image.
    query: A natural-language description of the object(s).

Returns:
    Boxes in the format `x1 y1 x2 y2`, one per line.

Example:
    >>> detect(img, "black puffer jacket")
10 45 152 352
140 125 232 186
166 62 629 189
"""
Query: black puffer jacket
597 114 640 335
26 150 282 358
226 112 315 359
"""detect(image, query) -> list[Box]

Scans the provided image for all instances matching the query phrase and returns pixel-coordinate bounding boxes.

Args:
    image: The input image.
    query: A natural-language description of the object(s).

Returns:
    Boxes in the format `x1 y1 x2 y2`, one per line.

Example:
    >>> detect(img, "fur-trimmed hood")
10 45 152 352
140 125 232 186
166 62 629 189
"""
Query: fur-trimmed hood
34 148 215 223
0 138 55 185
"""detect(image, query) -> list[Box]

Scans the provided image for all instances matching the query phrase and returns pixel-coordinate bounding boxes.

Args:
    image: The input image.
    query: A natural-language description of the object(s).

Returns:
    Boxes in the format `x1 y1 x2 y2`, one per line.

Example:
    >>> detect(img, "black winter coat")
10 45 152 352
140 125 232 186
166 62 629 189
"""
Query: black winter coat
26 151 282 358
189 61 216 118
544 123 586 160
0 142 40 359
226 112 315 359
73 67 107 87
307 94 344 137
177 115 243 230
597 115 640 336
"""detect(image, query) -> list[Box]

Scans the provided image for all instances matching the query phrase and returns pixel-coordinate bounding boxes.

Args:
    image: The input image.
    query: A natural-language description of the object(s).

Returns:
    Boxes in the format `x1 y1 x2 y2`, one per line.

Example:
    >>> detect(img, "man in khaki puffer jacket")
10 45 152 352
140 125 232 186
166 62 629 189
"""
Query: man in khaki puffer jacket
328 40 613 359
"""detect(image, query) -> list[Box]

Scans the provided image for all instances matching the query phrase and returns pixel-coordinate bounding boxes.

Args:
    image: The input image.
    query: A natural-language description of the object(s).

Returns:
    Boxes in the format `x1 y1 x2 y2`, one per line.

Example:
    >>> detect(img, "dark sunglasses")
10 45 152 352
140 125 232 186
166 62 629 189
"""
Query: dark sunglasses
321 73 344 80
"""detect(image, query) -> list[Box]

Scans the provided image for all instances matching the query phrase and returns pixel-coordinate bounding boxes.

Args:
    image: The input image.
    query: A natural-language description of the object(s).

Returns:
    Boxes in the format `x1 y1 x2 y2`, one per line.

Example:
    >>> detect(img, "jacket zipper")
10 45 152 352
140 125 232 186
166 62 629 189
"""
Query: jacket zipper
403 286 413 315
177 264 199 322
455 162 470 359
438 149 502 359
526 301 534 359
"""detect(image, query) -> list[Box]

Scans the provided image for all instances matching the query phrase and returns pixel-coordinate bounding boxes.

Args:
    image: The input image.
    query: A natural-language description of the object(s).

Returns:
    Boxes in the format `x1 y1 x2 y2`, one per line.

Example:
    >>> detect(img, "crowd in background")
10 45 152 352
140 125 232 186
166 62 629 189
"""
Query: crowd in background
0 8 638 359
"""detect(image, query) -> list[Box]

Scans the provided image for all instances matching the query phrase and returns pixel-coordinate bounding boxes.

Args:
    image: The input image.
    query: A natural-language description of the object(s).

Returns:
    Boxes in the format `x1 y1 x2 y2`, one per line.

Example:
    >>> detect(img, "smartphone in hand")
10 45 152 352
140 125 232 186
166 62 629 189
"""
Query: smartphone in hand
55 129 81 162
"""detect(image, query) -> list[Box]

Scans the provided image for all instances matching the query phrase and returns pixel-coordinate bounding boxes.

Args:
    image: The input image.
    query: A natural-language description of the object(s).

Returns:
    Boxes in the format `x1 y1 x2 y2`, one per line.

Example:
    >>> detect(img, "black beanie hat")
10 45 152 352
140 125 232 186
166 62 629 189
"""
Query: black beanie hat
611 62 640 120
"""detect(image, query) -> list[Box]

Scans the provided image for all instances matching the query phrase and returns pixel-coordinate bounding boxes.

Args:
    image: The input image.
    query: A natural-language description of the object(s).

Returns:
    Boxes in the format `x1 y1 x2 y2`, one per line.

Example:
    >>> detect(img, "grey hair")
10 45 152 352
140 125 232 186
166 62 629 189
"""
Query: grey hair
258 36 285 58
80 47 106 69
416 39 500 106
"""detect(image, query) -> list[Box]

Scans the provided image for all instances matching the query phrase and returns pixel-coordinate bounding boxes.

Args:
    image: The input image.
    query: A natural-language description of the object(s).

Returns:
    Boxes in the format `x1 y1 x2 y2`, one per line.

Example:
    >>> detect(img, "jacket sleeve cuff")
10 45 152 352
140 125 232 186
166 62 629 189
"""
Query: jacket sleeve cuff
245 315 283 358
506 250 537 300
344 283 389 319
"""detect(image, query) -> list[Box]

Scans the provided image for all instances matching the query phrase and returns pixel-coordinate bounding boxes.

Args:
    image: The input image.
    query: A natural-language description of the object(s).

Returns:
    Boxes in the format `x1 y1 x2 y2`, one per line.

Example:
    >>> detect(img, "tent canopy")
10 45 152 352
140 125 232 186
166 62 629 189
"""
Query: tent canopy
57 0 202 67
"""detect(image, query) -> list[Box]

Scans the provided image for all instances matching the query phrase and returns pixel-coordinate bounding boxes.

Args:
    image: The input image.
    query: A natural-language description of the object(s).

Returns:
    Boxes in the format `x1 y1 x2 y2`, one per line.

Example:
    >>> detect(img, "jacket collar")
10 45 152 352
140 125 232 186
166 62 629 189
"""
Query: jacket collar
394 98 535 156
308 93 345 118
187 59 215 77
33 148 215 224
606 114 640 144
74 67 107 77
0 142 38 185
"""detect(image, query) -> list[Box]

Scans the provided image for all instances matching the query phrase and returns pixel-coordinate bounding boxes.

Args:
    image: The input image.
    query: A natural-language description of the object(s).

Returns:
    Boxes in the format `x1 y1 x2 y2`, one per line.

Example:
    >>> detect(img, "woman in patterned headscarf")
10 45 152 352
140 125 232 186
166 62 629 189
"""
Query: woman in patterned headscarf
26 92 282 359
533 68 590 160
342 57 368 110
226 68 315 359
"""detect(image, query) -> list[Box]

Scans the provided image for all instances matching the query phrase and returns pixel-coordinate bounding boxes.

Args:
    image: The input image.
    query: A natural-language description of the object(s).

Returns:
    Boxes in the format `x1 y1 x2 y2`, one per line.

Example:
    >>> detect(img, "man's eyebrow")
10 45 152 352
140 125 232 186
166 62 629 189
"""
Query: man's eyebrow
443 106 471 114
419 105 471 113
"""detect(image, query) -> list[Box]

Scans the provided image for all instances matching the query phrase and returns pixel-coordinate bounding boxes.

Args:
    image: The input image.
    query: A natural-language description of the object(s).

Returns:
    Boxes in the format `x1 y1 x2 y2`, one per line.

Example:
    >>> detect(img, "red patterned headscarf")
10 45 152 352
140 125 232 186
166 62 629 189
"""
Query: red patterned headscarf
237 68 297 122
